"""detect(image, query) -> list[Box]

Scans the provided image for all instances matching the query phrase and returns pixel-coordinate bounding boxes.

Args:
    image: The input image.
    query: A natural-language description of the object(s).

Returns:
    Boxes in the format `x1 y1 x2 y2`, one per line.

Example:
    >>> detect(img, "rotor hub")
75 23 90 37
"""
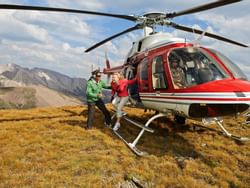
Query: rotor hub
137 13 171 27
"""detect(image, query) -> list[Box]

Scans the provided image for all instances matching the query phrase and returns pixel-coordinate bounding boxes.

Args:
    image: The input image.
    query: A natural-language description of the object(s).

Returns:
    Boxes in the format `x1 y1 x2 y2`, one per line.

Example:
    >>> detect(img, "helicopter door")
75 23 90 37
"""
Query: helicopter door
151 55 168 91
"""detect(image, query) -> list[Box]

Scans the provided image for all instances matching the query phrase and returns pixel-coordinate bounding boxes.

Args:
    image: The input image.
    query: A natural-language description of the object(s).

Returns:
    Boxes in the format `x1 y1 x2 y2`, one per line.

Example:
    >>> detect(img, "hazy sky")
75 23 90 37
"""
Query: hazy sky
0 0 249 79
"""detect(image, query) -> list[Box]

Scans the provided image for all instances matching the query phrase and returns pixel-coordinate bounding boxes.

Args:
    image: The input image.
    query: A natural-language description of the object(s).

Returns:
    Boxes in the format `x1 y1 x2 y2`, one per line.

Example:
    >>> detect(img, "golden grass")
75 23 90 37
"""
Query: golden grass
0 105 249 187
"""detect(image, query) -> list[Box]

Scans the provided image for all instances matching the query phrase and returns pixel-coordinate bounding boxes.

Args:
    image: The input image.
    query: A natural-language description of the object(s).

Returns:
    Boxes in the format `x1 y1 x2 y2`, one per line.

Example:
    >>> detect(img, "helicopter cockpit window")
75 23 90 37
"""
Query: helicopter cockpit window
168 47 229 88
152 55 168 90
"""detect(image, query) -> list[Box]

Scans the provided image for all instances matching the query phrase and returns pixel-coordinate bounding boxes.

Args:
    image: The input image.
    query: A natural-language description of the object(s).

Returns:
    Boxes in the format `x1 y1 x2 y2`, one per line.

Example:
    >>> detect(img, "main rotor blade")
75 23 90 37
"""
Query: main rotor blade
0 4 137 21
167 0 242 18
171 23 248 47
85 24 142 53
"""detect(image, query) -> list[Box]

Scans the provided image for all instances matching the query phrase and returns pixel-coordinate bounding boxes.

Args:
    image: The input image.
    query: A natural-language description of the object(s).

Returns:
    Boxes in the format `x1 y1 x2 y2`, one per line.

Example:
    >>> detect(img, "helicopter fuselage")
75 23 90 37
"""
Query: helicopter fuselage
111 33 250 119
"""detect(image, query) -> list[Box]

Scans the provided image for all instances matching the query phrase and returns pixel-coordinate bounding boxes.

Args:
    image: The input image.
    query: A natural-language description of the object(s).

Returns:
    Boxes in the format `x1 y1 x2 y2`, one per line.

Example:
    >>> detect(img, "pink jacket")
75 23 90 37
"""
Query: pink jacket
117 78 137 97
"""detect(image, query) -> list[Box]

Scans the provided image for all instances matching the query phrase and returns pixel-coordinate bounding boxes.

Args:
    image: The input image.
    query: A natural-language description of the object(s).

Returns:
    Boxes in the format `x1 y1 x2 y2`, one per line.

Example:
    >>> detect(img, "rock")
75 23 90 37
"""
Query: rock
175 156 187 169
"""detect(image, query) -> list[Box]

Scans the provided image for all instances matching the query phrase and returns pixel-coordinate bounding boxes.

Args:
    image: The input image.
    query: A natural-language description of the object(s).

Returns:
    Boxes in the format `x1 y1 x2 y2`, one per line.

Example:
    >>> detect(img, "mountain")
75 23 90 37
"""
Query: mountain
0 86 82 109
0 64 87 98
0 64 109 108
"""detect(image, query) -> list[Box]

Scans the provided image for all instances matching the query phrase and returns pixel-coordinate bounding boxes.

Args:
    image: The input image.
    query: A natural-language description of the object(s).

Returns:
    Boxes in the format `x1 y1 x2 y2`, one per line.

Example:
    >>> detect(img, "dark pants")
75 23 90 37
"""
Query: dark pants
86 98 111 129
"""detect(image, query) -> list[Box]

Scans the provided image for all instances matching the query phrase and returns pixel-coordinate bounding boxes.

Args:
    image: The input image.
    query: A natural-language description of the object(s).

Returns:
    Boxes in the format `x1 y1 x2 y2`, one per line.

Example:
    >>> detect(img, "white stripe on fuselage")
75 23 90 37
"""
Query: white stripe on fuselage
139 92 250 104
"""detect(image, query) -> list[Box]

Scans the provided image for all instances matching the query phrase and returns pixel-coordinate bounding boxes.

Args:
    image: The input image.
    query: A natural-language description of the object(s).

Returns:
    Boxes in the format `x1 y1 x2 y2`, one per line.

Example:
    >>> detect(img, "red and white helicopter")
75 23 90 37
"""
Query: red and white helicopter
1 0 250 155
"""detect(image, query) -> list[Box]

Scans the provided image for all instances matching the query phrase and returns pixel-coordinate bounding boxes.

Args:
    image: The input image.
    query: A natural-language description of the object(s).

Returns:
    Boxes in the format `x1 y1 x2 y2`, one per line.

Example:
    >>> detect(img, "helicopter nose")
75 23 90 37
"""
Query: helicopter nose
186 79 250 118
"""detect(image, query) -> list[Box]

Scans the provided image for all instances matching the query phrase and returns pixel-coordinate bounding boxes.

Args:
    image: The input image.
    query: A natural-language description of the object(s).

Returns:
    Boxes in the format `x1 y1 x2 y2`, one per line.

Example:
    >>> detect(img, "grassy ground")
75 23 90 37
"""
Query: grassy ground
0 104 249 187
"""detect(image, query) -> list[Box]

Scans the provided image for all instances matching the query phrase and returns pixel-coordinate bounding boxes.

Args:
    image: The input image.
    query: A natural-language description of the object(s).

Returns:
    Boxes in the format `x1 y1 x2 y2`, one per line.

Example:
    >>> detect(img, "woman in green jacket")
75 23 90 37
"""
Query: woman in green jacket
85 70 111 129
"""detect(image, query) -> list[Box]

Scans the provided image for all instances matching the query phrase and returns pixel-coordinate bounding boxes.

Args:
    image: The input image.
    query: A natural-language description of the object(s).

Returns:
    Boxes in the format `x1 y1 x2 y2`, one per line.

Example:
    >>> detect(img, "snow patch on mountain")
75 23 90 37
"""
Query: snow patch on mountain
38 71 51 81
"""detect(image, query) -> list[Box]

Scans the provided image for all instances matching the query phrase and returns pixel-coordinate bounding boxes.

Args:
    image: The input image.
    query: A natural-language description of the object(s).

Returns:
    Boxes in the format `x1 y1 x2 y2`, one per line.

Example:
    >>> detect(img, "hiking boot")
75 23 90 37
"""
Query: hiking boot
122 111 127 116
113 122 120 131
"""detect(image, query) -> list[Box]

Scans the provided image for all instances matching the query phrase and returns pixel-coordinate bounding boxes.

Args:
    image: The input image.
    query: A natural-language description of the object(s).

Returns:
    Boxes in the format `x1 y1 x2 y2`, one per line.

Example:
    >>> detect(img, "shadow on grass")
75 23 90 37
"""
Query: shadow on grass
59 119 85 127
115 114 199 156
0 114 75 123
60 108 217 168
109 113 221 168
0 108 84 123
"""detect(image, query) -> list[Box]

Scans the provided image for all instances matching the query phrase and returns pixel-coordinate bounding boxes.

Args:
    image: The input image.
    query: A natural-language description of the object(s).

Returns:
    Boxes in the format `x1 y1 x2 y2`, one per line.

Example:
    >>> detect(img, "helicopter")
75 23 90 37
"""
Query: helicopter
0 0 250 156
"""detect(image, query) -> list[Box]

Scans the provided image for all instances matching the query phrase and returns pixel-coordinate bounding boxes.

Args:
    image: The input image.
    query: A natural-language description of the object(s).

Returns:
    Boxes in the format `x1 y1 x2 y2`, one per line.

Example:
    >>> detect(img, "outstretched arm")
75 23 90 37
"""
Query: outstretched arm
127 77 137 85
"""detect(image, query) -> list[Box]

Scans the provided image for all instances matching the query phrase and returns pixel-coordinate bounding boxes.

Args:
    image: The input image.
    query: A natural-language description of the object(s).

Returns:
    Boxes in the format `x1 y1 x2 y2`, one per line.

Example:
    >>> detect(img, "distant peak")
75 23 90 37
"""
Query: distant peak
0 63 20 74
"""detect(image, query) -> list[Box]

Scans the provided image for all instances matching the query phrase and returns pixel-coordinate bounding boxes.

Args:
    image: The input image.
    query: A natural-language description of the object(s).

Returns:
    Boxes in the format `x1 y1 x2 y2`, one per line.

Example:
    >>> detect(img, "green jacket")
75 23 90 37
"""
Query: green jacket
86 78 111 102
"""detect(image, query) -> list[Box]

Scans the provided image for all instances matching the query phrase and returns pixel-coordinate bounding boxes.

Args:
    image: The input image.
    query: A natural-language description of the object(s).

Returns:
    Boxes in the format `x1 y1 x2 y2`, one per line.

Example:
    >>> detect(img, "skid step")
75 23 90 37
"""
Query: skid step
113 130 146 156
111 109 154 133
123 116 154 133
112 112 166 156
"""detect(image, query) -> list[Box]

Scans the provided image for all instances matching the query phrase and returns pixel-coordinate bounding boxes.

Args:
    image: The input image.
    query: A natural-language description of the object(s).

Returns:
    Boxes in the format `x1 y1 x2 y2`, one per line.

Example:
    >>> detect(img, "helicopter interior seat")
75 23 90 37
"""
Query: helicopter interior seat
153 58 167 89
185 60 198 86
198 67 214 83
152 72 166 89
157 73 167 89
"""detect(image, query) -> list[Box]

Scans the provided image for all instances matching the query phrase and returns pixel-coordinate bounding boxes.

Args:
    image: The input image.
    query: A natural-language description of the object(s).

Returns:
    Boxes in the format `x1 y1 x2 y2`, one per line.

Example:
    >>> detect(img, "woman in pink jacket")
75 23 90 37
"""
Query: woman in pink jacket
112 72 137 131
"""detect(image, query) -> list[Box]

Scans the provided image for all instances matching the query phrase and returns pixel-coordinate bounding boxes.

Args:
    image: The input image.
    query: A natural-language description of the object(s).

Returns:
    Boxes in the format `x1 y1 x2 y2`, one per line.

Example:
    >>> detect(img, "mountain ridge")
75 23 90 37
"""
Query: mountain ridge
0 63 111 108
0 63 87 99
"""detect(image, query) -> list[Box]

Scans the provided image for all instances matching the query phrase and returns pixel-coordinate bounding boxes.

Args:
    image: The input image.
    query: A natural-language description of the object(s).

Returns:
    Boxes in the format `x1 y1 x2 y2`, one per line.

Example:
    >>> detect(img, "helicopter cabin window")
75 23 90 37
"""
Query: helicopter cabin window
168 47 229 89
139 59 149 91
151 55 168 90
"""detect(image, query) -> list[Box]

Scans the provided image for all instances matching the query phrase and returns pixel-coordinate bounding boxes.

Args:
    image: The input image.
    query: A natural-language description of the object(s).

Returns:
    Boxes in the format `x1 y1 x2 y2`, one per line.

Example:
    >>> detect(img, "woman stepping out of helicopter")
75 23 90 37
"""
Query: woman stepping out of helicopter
112 72 137 131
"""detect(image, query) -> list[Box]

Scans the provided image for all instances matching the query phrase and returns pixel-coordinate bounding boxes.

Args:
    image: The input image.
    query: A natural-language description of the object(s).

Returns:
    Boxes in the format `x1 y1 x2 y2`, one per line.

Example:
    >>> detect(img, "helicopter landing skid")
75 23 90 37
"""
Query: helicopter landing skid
112 112 165 156
214 118 250 142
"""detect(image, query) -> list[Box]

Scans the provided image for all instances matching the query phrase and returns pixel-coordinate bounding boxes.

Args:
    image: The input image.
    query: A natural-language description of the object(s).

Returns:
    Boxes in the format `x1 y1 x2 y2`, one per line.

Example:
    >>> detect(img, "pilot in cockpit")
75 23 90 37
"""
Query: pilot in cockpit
170 59 186 89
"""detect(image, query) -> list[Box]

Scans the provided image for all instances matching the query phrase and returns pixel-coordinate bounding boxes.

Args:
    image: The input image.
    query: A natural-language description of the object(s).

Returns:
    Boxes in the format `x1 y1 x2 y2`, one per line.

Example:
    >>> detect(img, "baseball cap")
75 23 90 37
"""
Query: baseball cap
95 72 101 77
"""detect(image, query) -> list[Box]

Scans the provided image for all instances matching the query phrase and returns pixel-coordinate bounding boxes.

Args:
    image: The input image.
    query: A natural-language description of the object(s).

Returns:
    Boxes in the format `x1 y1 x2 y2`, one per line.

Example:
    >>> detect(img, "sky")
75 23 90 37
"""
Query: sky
0 0 249 79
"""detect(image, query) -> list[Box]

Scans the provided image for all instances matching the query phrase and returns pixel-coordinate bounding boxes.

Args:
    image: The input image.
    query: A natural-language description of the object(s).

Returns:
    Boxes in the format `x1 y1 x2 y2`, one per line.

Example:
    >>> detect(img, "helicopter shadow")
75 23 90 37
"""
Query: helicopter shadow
116 114 216 166
59 108 213 167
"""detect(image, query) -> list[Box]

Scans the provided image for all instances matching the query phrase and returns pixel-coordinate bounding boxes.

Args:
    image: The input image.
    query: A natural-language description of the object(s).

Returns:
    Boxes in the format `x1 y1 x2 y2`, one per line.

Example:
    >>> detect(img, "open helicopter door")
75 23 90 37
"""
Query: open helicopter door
150 55 171 110
124 65 141 106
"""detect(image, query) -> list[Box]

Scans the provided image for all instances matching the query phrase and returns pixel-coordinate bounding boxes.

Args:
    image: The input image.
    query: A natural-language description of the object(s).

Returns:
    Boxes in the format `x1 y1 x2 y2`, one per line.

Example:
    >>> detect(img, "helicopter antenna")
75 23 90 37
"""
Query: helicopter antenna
193 28 206 47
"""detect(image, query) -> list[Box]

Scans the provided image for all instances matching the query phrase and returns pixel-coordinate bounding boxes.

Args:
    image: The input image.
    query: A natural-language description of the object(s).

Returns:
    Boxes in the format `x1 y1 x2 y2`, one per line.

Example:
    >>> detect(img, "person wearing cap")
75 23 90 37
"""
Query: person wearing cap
85 70 111 129
170 59 186 89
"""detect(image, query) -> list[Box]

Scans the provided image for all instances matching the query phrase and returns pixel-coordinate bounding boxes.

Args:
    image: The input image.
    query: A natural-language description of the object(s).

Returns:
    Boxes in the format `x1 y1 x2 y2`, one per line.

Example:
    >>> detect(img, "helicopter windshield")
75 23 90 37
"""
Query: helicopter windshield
168 47 229 89
209 49 248 80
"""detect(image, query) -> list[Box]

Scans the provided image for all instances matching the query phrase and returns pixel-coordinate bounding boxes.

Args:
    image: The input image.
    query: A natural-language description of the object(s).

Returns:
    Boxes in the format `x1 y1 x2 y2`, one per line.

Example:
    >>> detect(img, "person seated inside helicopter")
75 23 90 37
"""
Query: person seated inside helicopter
170 59 186 89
